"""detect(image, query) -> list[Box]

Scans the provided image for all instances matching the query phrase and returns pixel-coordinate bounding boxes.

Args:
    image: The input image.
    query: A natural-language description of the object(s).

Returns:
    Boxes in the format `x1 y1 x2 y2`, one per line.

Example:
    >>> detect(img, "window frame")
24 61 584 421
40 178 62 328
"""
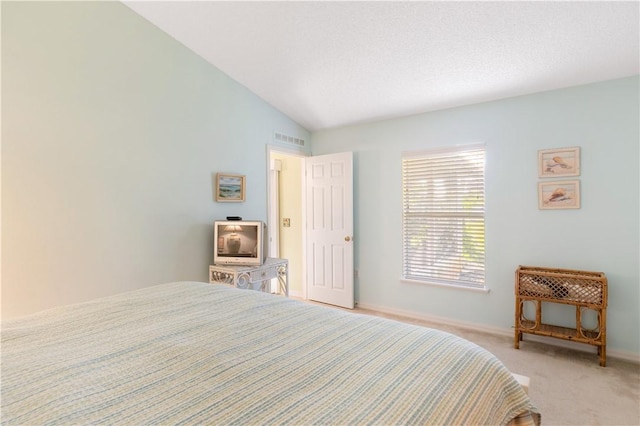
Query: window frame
401 144 487 292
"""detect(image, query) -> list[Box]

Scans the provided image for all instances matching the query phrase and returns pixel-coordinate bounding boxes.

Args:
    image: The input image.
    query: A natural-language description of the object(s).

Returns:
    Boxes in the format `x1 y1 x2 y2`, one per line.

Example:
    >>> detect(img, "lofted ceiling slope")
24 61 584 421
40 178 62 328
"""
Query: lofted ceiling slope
123 1 640 132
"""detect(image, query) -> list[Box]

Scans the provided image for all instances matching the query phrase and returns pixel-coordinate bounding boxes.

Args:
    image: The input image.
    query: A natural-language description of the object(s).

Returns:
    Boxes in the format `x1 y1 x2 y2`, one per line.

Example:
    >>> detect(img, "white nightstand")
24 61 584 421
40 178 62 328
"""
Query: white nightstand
209 257 289 296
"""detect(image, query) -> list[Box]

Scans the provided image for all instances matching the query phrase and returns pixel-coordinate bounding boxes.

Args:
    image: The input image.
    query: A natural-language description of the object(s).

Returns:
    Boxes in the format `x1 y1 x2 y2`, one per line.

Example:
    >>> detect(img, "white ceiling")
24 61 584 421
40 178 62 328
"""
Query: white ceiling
123 1 639 132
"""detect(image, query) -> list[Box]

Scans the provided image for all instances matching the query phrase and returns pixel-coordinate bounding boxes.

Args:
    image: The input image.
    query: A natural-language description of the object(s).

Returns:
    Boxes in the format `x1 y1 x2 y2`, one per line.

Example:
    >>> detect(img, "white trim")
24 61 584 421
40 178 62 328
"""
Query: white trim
268 162 280 258
266 143 307 158
401 145 486 288
356 301 511 336
355 301 640 365
401 142 485 159
300 157 307 300
288 289 304 299
266 145 309 299
401 278 490 293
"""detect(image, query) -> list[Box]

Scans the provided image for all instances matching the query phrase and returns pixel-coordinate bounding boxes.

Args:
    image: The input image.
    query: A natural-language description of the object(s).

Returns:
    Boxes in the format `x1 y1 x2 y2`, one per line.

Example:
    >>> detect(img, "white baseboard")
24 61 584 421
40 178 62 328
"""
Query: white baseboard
288 289 303 298
355 301 640 365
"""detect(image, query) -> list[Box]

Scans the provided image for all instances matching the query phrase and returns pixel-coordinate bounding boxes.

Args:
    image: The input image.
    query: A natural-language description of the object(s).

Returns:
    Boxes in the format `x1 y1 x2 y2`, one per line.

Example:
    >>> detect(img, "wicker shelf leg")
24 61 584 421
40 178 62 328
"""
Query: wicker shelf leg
514 297 521 349
600 307 607 367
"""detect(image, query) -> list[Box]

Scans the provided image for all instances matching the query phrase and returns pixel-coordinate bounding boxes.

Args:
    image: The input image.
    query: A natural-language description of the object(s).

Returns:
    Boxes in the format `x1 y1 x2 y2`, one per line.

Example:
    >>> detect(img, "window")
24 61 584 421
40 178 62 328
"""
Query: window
402 145 485 289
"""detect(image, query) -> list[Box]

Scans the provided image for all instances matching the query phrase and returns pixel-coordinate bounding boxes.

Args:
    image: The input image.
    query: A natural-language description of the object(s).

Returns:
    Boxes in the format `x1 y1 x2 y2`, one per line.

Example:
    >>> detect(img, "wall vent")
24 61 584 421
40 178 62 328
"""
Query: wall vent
274 132 305 147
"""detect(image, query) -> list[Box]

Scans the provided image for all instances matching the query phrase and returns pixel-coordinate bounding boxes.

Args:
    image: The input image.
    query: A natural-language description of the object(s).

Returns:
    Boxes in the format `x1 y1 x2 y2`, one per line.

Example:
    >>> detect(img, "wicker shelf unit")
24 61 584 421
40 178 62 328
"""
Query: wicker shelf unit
514 265 608 366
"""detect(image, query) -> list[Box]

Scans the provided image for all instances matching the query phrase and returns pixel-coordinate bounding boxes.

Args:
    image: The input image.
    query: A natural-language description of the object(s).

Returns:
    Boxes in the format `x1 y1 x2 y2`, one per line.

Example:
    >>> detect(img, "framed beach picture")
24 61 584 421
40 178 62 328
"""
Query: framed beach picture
538 147 580 177
538 180 580 209
216 173 245 202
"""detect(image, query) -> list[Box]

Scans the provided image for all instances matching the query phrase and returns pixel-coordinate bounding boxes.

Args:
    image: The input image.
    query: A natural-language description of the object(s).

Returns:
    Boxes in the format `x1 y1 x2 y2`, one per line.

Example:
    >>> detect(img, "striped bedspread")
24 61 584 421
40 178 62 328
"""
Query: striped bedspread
2 282 540 425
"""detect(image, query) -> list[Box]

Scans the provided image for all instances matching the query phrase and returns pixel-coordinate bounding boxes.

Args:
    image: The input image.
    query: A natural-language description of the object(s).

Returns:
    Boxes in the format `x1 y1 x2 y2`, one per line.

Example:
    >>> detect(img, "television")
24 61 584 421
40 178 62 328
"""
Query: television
213 220 267 266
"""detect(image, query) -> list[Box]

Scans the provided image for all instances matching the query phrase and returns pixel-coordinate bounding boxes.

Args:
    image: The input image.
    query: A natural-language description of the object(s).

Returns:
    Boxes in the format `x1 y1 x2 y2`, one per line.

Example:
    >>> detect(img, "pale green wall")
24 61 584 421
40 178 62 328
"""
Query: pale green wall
312 77 640 356
1 1 310 319
3 1 638 359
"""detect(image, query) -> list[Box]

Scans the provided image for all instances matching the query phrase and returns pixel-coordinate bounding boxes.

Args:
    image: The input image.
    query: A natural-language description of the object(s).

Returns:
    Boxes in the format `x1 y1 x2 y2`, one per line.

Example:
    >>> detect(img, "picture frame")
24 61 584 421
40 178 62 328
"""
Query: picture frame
538 147 580 177
538 180 580 209
216 173 245 202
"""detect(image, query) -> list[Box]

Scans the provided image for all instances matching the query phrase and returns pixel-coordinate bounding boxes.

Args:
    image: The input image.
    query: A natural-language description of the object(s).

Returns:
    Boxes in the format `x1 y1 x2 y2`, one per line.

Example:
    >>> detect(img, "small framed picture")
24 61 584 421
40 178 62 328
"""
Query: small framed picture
538 147 580 177
538 180 580 209
216 173 245 202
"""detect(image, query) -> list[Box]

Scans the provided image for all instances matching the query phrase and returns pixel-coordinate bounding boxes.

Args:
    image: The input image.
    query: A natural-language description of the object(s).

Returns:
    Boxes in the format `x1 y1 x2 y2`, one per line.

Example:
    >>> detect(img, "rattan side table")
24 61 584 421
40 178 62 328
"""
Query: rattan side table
514 265 608 366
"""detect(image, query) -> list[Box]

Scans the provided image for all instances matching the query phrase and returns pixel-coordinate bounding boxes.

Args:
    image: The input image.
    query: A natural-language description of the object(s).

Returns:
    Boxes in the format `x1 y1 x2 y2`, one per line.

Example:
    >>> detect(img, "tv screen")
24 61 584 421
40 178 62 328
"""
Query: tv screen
213 220 266 266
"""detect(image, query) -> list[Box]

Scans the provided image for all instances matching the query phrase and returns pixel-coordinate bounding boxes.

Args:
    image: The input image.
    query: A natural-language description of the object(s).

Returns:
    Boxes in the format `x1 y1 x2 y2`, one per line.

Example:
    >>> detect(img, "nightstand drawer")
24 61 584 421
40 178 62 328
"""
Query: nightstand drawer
209 258 289 296
250 266 278 282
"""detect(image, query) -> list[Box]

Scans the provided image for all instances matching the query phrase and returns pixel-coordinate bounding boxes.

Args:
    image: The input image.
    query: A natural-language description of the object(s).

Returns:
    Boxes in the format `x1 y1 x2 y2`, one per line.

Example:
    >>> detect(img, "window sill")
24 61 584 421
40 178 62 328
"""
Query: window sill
401 278 490 293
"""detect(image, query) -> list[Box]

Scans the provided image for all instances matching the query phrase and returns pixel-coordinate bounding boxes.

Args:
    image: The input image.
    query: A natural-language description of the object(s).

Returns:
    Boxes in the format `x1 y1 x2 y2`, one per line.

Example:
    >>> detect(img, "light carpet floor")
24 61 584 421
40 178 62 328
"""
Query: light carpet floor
303 300 640 426
355 307 640 426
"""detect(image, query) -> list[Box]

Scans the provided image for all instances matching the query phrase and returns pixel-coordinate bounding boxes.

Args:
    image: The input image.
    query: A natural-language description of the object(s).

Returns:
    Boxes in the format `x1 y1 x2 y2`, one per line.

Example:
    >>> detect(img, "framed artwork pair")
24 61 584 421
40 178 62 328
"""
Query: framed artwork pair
537 147 580 210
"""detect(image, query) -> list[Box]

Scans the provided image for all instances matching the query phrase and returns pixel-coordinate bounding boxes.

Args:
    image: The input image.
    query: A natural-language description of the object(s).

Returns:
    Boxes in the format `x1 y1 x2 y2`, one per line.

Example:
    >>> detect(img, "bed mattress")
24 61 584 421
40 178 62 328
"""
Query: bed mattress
1 281 540 425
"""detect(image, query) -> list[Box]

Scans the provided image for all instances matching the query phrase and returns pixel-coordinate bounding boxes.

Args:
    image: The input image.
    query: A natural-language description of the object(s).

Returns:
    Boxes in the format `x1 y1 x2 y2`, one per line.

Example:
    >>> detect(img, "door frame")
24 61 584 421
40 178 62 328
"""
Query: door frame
266 145 309 298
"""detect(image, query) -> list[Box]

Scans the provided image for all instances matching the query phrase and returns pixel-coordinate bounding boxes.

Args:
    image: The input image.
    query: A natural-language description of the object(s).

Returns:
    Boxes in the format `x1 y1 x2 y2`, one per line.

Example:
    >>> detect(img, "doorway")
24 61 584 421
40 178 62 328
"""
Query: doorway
268 147 306 298
267 147 355 307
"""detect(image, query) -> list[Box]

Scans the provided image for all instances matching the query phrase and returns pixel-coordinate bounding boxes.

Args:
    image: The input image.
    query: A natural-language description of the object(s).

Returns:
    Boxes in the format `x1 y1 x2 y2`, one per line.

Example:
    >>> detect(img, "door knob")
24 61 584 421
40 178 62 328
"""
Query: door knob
345 236 351 242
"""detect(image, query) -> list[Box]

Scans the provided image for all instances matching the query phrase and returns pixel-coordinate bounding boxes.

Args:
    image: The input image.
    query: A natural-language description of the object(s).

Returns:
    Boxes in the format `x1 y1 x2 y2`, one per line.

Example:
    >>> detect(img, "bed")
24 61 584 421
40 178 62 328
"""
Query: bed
2 281 540 425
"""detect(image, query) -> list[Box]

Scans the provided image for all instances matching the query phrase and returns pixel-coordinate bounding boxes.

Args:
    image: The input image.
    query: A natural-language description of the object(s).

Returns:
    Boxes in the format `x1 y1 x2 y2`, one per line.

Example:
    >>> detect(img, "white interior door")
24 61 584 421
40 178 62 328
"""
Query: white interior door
305 152 354 309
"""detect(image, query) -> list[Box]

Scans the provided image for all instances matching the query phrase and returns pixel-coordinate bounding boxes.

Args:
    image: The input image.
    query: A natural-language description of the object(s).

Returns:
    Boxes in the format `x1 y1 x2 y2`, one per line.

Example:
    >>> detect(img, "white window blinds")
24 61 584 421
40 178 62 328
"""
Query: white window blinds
402 145 486 289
